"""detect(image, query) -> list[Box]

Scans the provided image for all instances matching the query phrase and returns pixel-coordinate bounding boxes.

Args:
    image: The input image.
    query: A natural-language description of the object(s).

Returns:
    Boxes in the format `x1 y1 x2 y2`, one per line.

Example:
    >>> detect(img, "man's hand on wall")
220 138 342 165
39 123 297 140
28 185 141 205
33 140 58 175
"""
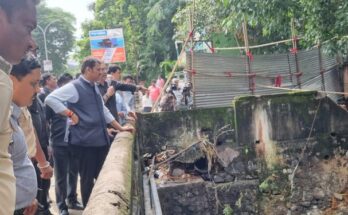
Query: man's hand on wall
121 125 135 133
128 111 137 120
107 128 118 137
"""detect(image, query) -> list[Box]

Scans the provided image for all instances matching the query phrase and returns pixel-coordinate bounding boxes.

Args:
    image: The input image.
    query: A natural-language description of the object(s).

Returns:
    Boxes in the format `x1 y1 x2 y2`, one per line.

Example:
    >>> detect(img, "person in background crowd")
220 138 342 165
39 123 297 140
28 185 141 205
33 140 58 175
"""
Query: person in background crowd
136 80 146 112
29 95 53 214
98 65 145 139
115 91 128 125
156 74 165 89
105 65 146 120
148 79 160 104
106 74 113 84
10 53 41 215
46 73 83 215
142 90 153 112
121 75 135 112
97 63 118 121
159 89 176 112
36 73 57 213
45 57 134 207
171 78 183 109
0 0 39 213
38 73 57 103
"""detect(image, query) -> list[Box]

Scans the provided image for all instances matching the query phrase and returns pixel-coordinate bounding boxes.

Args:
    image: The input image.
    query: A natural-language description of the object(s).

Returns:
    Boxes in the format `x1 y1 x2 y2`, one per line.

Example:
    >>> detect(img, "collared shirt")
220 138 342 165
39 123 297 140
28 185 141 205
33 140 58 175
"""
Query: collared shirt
121 91 135 112
148 85 160 103
18 107 37 158
38 87 52 103
97 81 108 96
9 103 37 210
45 75 115 124
97 81 119 121
115 92 128 125
0 56 13 148
0 56 16 214
142 94 153 108
156 78 165 88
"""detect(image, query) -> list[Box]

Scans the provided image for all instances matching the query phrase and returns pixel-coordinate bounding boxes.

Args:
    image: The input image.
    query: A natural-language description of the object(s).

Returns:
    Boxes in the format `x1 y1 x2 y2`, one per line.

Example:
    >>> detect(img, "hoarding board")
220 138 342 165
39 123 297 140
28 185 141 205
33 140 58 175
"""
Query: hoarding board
89 28 126 63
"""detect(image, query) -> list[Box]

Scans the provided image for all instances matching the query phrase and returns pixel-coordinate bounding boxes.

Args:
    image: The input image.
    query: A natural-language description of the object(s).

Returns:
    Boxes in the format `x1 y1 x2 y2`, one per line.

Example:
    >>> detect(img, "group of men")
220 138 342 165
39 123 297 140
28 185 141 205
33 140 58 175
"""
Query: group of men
45 58 144 214
0 1 143 214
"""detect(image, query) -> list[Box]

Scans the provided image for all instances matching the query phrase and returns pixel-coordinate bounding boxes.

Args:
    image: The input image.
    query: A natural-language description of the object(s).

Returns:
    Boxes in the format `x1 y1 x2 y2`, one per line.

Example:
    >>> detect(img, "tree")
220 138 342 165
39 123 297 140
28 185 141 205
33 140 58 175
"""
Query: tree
76 0 348 84
216 0 348 56
172 0 241 56
75 0 183 82
33 2 76 75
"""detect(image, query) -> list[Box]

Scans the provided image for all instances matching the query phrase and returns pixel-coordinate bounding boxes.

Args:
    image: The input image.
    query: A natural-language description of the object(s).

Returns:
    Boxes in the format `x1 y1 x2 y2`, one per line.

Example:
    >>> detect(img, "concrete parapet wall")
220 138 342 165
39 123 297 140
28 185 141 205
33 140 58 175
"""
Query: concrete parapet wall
83 130 135 215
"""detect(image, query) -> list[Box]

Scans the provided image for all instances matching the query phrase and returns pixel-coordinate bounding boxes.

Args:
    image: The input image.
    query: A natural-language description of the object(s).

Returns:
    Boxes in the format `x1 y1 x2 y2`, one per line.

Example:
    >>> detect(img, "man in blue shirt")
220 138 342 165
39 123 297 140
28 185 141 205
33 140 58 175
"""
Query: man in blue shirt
121 75 136 112
115 91 128 125
10 53 41 215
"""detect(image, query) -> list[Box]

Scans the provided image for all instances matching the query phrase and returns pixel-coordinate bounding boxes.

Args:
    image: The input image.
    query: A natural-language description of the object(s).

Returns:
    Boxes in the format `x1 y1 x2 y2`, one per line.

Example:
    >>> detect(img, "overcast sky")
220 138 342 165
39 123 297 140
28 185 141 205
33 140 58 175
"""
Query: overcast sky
45 0 95 38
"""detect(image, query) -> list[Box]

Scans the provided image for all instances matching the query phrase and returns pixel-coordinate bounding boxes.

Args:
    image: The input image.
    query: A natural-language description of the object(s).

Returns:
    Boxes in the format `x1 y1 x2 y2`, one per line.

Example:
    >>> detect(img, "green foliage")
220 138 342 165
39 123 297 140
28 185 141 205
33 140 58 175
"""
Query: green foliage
160 60 175 78
33 2 76 75
172 0 223 40
223 204 233 215
216 0 348 56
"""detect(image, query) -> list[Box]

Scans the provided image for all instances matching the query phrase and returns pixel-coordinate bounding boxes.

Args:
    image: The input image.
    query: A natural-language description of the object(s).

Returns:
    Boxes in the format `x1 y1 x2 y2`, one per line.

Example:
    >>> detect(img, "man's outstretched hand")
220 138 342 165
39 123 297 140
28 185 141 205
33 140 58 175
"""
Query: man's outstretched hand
121 125 135 133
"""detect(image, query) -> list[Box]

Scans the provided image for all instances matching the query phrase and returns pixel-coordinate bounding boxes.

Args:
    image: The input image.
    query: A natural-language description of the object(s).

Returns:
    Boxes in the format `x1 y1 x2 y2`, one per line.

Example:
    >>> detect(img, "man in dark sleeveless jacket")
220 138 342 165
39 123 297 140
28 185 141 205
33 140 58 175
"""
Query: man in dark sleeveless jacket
45 57 133 207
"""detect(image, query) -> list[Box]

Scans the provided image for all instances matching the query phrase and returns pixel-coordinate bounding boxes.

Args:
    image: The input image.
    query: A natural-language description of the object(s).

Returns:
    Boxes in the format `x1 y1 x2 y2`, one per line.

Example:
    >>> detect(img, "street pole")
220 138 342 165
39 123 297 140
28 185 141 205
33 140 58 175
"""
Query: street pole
36 20 60 61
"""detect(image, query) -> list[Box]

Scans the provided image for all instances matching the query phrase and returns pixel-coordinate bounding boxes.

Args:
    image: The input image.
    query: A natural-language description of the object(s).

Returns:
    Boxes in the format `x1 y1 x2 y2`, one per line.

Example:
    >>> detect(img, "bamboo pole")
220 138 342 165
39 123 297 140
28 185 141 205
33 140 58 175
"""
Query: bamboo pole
287 53 294 85
317 43 327 96
242 17 254 95
215 38 299 50
343 64 348 99
291 18 302 89
190 6 196 108
256 83 348 96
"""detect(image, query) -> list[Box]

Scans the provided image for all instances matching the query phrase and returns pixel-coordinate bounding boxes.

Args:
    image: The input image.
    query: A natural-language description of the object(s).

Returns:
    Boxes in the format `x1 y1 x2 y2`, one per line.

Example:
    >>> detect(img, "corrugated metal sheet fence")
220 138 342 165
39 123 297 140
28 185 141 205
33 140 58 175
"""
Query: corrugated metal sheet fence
186 48 341 108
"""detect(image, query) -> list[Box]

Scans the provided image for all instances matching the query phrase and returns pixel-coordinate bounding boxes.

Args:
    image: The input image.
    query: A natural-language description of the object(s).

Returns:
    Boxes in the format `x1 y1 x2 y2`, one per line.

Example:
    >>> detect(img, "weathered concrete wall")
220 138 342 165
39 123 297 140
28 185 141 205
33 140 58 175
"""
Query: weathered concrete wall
83 130 134 215
234 91 348 145
157 179 259 215
138 91 348 214
138 107 236 155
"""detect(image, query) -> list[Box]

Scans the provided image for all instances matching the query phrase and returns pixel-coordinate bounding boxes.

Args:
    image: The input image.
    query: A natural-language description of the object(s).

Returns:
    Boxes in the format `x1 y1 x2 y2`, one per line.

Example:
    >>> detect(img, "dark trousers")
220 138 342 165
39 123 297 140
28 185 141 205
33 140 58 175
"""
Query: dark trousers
71 145 109 207
33 146 51 210
52 146 79 210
